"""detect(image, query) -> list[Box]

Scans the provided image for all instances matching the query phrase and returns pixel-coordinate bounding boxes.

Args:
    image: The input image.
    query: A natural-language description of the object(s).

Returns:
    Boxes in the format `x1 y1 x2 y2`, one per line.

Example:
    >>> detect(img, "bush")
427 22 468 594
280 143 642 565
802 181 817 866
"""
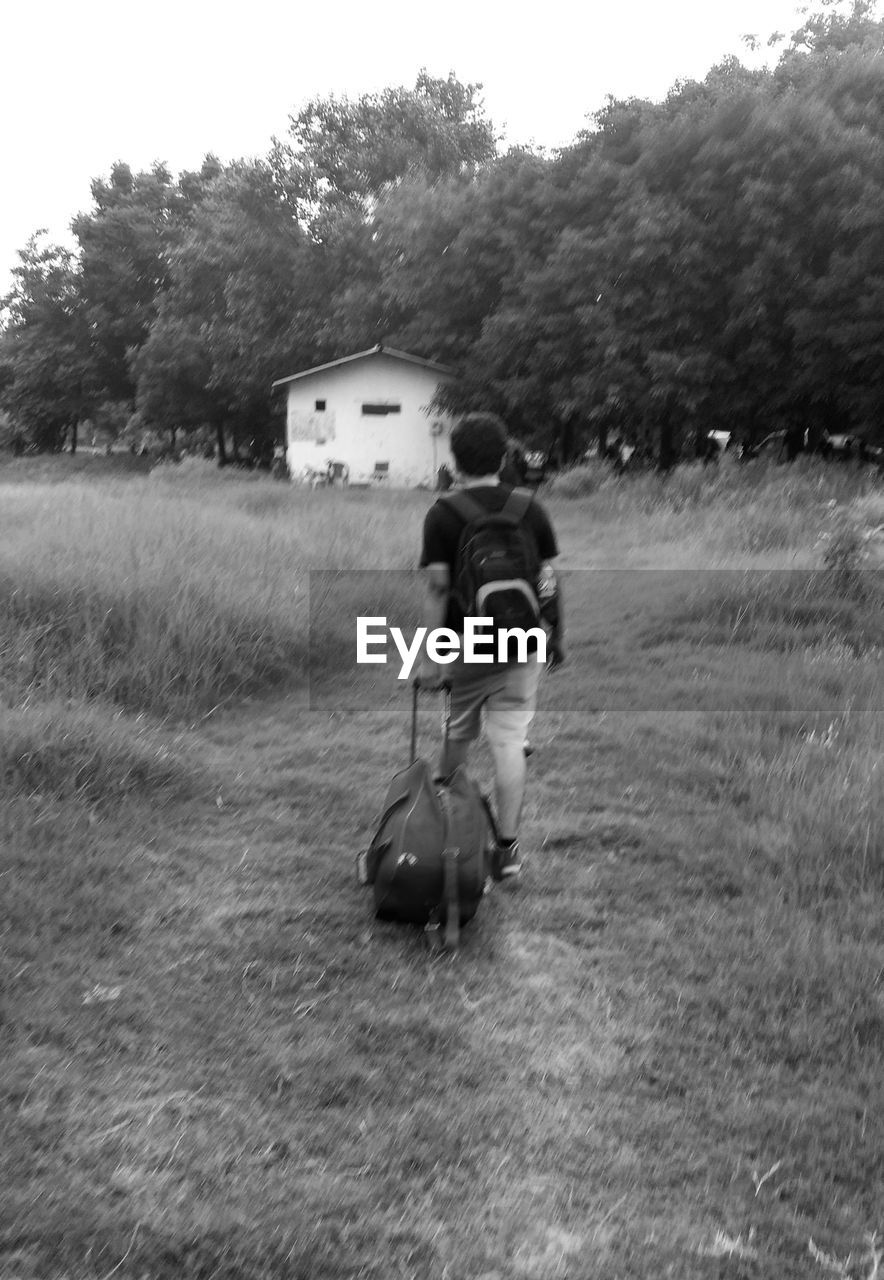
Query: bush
545 462 607 498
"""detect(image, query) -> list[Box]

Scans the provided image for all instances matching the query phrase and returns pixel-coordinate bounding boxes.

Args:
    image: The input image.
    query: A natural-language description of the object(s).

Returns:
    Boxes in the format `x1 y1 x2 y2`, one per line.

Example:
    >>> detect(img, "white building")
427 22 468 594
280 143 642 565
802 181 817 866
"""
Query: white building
272 345 457 486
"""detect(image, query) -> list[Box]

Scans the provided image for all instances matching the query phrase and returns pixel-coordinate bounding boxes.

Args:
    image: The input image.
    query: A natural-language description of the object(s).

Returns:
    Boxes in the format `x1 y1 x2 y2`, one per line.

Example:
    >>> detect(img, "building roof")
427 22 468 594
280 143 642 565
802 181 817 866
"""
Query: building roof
271 344 454 390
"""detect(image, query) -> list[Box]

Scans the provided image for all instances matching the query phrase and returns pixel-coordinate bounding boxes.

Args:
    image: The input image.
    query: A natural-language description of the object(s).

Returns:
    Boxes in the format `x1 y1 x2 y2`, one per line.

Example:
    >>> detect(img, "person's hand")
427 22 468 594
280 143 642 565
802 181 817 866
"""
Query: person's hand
414 656 447 691
548 636 566 670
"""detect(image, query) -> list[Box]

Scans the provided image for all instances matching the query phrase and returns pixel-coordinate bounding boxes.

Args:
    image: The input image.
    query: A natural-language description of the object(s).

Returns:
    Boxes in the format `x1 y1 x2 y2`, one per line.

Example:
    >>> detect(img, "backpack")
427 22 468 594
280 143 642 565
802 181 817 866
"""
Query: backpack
359 688 495 950
443 487 541 635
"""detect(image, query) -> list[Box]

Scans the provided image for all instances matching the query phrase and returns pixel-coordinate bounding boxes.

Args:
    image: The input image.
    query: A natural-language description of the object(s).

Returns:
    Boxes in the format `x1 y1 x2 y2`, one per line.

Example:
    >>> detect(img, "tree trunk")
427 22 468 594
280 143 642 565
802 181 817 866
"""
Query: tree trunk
70 421 78 455
558 417 579 464
215 421 228 466
658 417 676 472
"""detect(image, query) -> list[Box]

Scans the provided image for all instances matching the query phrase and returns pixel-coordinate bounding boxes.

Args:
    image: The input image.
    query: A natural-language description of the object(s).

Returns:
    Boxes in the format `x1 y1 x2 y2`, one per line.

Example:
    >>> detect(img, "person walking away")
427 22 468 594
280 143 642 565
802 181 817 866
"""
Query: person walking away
417 412 564 881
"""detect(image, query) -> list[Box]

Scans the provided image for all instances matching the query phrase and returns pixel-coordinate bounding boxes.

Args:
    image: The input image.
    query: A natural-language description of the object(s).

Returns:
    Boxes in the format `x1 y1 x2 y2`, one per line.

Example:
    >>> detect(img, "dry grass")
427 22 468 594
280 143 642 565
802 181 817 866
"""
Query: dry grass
548 455 883 565
0 479 427 715
1 458 882 1278
0 700 190 806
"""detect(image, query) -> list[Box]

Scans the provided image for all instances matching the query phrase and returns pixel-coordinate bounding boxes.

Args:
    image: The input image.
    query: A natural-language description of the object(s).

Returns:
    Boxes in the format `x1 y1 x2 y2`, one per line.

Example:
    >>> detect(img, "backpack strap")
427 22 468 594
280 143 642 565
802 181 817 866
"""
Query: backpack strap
501 487 534 522
440 489 487 525
443 486 533 526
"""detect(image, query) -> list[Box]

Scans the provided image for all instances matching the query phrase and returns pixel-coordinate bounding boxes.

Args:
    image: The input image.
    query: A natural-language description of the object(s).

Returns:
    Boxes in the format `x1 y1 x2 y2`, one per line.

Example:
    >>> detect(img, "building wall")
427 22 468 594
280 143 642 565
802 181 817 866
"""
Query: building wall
284 355 455 486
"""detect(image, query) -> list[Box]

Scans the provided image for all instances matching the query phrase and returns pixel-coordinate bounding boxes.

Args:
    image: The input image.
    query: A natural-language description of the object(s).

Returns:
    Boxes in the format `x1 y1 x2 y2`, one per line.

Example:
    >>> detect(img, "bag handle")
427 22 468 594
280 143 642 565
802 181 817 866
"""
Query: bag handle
438 788 460 950
410 681 451 764
367 793 409 851
478 791 499 846
422 786 460 952
442 847 460 949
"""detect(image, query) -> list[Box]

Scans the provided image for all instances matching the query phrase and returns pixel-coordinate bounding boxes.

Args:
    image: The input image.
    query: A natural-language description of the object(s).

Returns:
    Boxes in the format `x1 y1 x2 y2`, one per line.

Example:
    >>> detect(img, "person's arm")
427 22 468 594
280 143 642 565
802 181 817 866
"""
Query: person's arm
537 557 565 668
415 563 451 687
539 560 565 668
530 501 565 669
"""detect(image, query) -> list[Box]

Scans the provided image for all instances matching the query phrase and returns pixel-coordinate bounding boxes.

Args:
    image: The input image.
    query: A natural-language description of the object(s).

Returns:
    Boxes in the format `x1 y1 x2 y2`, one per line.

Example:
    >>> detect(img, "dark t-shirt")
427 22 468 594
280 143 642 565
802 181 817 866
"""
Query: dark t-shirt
419 483 559 632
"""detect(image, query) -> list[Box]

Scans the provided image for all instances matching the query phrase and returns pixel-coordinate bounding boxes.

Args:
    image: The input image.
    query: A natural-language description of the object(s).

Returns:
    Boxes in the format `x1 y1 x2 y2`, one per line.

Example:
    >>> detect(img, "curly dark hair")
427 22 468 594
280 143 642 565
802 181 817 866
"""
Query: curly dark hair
450 413 508 477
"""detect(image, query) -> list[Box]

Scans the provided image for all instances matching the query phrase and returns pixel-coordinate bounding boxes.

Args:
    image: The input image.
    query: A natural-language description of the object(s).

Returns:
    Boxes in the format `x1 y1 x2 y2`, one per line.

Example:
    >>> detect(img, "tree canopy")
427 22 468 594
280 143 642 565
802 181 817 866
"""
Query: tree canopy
0 235 92 451
3 11 884 465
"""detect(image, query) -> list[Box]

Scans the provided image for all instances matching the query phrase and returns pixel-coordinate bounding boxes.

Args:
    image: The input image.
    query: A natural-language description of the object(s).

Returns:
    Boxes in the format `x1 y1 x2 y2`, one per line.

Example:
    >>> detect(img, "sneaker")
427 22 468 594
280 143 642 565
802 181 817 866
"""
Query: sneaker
491 839 522 882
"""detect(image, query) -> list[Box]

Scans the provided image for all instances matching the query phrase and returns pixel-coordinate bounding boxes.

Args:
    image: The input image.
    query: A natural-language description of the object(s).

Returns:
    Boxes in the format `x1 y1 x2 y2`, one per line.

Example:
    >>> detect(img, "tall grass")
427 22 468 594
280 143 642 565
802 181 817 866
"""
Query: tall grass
547 456 882 562
4 466 878 718
0 700 189 806
640 566 883 655
0 482 424 716
704 682 883 901
643 556 883 898
3 462 878 716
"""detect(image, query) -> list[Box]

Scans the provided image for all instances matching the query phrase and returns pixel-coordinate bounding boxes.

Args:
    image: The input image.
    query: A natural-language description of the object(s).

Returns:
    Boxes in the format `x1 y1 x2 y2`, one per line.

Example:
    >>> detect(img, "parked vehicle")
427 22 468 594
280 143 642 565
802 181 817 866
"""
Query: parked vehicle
859 440 884 468
821 431 856 460
523 450 549 486
704 430 732 461
739 431 786 461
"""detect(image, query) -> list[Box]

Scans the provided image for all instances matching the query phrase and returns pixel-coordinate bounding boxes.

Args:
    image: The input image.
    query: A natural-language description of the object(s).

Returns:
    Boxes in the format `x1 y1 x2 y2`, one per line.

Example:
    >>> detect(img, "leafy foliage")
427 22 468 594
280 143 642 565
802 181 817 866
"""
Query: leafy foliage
71 162 180 405
133 162 309 460
0 235 93 451
4 11 884 464
269 70 498 225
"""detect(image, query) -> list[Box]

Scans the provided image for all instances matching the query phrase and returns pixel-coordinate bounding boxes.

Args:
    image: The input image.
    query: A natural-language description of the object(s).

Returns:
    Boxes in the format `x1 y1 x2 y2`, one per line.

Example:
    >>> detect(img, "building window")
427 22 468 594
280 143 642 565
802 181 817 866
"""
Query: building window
315 399 326 411
361 403 401 416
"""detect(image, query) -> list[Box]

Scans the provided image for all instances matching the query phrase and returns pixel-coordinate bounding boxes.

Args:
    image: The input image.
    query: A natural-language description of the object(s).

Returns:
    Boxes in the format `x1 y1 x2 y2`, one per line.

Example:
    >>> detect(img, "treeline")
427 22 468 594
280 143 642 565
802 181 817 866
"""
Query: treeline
2 2 883 466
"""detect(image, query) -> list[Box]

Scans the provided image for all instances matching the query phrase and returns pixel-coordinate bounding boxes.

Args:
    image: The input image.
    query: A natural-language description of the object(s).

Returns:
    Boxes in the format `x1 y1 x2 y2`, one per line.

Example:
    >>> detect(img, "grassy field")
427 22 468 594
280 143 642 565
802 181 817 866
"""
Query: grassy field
1 453 882 1279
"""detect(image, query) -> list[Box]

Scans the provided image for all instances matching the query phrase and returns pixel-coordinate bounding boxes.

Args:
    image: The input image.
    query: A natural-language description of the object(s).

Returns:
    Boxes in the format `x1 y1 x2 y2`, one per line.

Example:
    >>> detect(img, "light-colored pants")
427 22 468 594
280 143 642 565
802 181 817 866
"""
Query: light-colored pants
446 655 543 748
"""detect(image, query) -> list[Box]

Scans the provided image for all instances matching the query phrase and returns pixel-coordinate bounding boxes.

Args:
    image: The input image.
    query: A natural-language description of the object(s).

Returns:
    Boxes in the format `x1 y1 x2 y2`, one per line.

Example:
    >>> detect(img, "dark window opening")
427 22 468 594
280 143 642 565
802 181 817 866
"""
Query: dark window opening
361 403 401 416
315 399 326 411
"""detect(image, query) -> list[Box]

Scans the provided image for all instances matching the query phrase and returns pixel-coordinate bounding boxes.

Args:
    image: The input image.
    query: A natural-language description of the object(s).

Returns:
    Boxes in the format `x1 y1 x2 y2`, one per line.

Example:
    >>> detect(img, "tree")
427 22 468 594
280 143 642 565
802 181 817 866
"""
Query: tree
440 12 884 463
134 162 316 462
16 29 884 470
0 234 92 451
130 316 216 452
267 73 501 361
783 0 882 58
72 160 189 407
374 147 556 367
270 71 498 229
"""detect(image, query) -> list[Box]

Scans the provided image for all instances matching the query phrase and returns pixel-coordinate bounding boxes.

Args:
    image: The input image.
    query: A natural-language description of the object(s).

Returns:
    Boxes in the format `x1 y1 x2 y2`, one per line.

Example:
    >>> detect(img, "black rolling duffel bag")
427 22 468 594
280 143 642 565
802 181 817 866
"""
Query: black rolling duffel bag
358 683 495 951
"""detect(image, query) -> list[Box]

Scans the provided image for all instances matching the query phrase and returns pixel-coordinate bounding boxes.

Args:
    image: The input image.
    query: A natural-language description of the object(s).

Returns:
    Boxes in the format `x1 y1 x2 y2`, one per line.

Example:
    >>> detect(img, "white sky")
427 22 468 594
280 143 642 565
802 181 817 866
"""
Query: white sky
2 0 813 294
